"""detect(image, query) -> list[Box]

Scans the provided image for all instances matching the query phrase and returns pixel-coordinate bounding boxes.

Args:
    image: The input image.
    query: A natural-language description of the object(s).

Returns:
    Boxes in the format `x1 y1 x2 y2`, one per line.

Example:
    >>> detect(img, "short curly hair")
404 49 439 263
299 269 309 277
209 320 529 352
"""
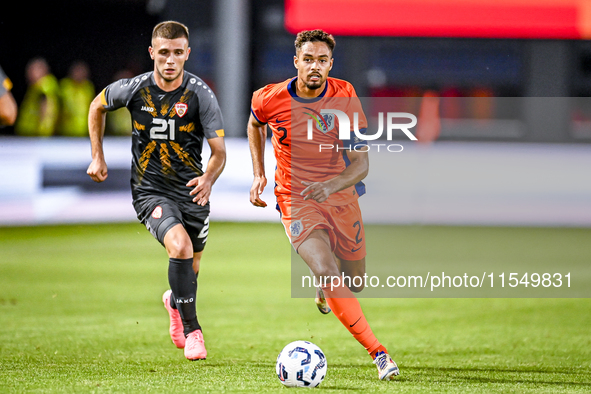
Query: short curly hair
294 29 335 55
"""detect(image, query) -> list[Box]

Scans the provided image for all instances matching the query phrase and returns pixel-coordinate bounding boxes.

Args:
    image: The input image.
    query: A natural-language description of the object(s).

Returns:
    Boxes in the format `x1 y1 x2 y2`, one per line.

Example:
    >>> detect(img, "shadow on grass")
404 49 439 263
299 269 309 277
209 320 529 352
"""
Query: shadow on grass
401 365 591 387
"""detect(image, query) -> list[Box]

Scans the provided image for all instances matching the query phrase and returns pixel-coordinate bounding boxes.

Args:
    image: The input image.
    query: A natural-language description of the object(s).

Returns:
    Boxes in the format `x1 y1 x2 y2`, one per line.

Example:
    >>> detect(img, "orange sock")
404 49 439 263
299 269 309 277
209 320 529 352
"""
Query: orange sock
321 284 385 357
370 345 388 359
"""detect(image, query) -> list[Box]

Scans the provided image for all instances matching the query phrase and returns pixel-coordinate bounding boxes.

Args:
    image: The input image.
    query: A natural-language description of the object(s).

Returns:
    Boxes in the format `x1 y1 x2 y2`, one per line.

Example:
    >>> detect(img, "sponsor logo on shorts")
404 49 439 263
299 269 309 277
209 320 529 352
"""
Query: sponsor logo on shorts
152 205 163 219
290 220 303 237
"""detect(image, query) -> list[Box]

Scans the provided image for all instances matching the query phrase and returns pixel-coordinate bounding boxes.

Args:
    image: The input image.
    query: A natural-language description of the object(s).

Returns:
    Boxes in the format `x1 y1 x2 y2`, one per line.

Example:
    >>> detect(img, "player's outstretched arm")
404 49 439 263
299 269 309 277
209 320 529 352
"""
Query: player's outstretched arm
87 94 109 183
247 112 267 207
188 136 226 206
302 149 369 203
0 90 17 126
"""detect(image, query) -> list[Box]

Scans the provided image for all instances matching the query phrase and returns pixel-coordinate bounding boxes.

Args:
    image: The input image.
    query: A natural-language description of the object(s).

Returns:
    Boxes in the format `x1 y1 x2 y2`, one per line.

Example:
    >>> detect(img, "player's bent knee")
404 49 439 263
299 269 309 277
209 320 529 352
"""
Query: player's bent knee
168 242 193 259
346 271 366 292
339 258 366 292
163 224 194 259
349 284 365 293
165 235 193 259
312 266 341 282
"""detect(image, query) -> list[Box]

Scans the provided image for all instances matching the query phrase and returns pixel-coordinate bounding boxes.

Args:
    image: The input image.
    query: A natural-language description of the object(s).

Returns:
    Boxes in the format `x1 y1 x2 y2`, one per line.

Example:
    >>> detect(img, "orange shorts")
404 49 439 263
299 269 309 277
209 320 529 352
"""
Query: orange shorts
277 197 366 261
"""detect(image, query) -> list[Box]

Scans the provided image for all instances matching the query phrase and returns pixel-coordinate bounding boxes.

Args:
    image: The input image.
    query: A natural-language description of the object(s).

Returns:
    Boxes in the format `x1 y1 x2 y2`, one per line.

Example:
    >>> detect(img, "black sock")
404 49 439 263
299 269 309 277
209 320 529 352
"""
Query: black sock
170 272 199 310
169 291 177 309
168 257 201 336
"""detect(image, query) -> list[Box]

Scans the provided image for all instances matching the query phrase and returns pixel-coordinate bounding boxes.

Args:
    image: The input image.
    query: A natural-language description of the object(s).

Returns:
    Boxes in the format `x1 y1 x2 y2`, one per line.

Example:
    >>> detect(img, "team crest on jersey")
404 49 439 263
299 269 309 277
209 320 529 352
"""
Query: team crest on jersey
290 220 303 238
152 206 163 219
175 103 188 118
316 113 334 133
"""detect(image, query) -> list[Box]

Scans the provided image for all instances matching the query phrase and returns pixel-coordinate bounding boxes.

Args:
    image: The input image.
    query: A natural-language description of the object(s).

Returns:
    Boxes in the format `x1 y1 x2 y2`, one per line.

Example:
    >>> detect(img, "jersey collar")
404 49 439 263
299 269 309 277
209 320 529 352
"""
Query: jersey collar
150 71 188 93
288 77 328 103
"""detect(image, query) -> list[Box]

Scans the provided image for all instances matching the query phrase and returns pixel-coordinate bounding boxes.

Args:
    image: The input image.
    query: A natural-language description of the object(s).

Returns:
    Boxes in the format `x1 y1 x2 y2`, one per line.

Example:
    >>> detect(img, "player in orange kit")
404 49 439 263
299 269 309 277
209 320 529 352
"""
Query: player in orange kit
247 29 399 380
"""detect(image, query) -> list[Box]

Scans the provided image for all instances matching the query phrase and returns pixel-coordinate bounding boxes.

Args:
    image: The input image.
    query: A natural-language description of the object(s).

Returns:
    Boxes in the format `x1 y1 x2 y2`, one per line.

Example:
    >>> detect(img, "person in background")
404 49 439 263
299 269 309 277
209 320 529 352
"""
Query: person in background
15 58 60 137
0 64 17 126
59 61 95 136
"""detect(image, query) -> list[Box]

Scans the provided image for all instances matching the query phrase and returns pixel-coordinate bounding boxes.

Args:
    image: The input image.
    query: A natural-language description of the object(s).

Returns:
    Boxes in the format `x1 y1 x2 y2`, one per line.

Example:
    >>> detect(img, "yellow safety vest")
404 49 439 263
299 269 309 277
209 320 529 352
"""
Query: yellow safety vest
15 74 60 137
59 78 95 137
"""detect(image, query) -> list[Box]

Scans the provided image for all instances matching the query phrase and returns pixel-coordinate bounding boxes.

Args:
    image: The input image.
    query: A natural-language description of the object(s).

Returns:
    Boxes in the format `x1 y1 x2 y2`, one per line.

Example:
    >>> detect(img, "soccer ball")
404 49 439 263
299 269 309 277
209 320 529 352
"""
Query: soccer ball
276 340 327 388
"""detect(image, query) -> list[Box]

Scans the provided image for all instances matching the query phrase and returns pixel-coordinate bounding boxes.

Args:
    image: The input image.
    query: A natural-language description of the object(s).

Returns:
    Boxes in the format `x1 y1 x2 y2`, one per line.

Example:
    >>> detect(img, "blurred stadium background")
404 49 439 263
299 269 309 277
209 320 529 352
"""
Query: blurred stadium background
0 0 590 226
1 2 590 391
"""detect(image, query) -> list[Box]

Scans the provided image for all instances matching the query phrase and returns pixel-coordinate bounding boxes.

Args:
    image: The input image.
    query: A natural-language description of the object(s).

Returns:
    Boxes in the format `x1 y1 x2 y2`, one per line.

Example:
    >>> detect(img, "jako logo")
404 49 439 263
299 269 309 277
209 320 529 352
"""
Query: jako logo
306 109 418 141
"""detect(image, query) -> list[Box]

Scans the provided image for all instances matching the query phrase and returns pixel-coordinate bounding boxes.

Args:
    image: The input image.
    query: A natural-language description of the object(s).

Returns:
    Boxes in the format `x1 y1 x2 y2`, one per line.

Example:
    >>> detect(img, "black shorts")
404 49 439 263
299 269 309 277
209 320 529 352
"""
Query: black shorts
133 195 210 253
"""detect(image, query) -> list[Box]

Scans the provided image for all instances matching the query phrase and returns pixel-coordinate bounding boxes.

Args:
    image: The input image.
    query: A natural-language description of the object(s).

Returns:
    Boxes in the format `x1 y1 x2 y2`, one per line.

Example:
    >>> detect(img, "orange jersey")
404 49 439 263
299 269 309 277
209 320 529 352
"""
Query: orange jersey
251 77 367 206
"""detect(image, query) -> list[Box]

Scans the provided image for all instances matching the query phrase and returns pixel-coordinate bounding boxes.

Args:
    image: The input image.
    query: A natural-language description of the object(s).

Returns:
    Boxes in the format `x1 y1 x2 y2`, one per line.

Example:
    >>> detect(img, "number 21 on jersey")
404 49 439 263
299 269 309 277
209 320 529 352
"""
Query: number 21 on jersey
150 119 176 140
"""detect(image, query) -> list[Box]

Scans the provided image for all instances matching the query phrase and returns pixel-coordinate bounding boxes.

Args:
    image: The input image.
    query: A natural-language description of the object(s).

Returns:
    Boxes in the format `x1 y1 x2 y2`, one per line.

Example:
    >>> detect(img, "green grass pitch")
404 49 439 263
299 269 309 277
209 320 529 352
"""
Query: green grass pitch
0 222 590 393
